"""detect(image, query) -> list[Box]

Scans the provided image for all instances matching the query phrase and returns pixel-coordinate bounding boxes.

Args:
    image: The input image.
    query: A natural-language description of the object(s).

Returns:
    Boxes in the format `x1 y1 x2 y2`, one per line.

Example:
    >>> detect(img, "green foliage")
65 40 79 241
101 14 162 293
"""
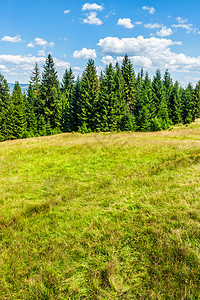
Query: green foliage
0 55 200 141
6 82 27 139
121 54 136 113
0 73 10 141
79 59 99 131
39 54 62 133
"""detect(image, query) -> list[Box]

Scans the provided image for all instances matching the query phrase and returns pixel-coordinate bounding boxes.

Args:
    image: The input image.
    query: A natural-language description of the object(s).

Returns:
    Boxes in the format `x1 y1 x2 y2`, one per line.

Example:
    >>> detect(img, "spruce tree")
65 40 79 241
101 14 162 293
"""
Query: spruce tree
70 77 82 132
79 59 99 132
61 67 75 132
193 81 200 119
163 70 173 112
97 63 121 131
39 54 62 133
169 81 182 124
121 54 136 114
6 82 27 139
181 83 193 124
0 73 10 140
152 69 163 115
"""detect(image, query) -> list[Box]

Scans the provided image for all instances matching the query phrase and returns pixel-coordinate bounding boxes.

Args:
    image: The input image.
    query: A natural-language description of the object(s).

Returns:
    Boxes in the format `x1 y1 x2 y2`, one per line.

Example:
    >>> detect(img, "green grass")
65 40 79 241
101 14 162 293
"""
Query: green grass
0 120 200 299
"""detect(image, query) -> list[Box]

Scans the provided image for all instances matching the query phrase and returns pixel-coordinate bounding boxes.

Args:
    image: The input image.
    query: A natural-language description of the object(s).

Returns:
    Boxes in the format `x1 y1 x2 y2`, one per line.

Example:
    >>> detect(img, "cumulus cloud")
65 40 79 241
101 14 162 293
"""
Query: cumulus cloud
117 18 134 29
98 36 181 56
73 48 97 59
97 35 200 73
27 42 34 48
156 26 173 37
142 6 155 14
38 49 46 56
83 11 102 25
176 16 187 24
64 10 70 14
82 2 104 11
0 64 7 70
101 55 115 65
34 38 48 46
144 23 162 29
27 38 54 48
1 35 22 43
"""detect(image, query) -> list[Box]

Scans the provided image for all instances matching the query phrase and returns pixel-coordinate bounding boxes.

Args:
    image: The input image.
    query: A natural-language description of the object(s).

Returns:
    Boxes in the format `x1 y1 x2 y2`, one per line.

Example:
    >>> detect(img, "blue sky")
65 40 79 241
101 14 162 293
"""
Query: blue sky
0 0 200 85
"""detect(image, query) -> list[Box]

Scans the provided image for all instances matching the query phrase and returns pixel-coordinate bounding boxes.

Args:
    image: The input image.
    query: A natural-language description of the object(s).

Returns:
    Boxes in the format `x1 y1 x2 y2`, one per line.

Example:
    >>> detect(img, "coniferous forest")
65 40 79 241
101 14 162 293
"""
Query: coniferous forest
0 53 200 141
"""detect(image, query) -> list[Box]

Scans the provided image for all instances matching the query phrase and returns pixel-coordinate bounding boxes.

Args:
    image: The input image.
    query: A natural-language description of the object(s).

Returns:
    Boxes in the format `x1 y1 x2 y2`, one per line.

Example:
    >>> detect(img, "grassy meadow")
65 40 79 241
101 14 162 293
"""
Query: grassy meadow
0 120 200 299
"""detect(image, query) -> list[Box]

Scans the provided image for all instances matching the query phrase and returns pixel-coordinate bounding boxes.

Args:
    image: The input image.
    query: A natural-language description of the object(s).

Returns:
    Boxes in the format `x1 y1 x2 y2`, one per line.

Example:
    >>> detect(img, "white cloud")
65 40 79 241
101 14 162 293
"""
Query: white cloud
34 38 48 46
176 17 187 24
98 36 181 56
0 64 7 70
156 26 173 37
38 49 46 56
142 6 155 14
135 21 143 25
172 23 193 32
82 3 104 11
73 48 97 59
73 66 83 71
64 10 70 14
1 35 22 43
0 54 46 65
117 18 134 29
27 38 55 48
27 42 34 48
101 55 115 65
144 23 162 29
54 58 70 68
83 12 102 25
129 56 152 68
97 35 200 74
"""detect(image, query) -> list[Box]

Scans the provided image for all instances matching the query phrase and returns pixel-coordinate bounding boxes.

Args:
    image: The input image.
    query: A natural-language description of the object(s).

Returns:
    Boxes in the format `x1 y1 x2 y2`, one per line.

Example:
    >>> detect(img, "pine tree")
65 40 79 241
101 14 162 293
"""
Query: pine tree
30 62 41 96
152 69 163 115
39 54 62 133
163 70 173 112
169 81 182 124
181 83 193 124
97 63 121 131
6 82 27 139
0 73 10 141
79 59 99 132
70 77 82 132
193 81 200 119
61 67 75 132
121 54 136 114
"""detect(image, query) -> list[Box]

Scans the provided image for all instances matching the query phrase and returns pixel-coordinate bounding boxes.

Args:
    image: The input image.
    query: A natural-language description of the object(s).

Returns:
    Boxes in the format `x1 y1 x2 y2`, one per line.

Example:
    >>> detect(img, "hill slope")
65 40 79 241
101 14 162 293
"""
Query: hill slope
1 120 200 299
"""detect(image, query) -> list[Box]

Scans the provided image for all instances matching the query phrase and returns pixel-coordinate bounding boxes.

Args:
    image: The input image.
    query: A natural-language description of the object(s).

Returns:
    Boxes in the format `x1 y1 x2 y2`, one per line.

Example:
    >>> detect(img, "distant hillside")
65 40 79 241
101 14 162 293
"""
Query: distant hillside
8 83 29 93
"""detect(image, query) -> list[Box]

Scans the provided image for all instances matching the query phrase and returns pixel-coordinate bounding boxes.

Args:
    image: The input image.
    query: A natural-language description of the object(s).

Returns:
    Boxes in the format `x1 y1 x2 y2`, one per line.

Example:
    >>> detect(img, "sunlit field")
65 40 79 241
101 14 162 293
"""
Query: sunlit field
1 120 200 299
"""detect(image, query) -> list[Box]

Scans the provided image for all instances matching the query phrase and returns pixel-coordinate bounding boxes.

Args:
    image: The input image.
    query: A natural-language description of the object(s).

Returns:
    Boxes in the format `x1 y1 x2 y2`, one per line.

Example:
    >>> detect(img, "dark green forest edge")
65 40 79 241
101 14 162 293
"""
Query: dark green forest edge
0 53 200 141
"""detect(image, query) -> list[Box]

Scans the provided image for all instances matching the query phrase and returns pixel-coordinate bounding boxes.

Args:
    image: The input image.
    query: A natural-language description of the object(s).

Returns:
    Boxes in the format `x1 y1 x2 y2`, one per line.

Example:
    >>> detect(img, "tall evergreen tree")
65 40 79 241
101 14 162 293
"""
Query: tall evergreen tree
79 59 99 132
61 67 75 132
121 54 136 114
6 82 27 139
163 70 173 111
0 73 10 140
70 76 82 132
152 69 164 115
169 81 182 124
181 83 193 124
39 54 62 133
193 81 200 119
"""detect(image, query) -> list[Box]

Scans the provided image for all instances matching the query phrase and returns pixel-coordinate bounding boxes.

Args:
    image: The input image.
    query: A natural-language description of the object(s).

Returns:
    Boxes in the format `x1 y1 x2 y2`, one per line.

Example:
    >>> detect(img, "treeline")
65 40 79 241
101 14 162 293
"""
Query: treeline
0 53 200 141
